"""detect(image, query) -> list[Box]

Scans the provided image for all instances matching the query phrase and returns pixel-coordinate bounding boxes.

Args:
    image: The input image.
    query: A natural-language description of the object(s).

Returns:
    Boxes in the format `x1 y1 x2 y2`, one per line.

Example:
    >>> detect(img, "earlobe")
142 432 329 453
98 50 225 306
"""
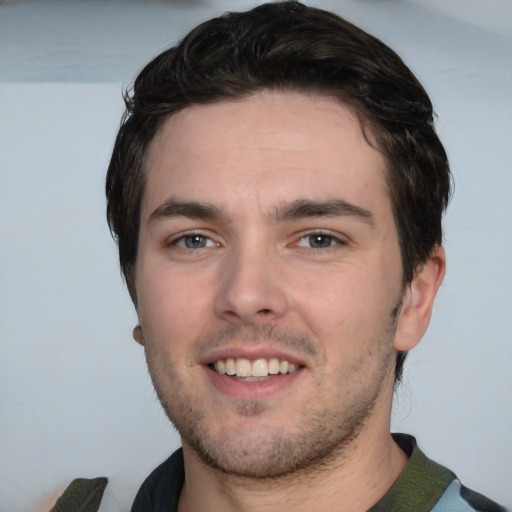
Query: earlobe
394 245 446 352
133 325 145 346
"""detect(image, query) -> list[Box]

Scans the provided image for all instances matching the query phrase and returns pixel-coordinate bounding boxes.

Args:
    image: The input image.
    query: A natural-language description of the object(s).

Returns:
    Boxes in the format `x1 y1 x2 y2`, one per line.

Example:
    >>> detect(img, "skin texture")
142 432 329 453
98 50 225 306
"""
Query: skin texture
133 91 445 512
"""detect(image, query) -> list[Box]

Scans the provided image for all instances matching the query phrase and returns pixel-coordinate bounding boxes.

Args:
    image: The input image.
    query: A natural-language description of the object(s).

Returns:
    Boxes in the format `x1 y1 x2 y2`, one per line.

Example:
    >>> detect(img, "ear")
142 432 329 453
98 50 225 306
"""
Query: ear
133 325 145 346
394 245 446 352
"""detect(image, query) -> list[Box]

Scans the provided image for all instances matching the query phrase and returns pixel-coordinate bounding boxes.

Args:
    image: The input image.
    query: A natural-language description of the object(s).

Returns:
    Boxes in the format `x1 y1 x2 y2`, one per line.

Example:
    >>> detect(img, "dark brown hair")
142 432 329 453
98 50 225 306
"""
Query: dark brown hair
106 1 451 383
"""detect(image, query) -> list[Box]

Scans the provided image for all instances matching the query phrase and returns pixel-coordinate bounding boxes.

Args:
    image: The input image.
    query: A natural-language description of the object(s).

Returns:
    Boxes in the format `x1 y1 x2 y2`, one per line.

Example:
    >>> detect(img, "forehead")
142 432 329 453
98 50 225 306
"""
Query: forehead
142 91 389 219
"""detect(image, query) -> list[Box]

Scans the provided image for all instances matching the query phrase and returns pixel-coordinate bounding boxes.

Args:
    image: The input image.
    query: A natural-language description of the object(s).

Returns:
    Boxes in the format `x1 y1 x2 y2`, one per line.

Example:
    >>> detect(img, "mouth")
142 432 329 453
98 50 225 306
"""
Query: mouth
208 357 303 381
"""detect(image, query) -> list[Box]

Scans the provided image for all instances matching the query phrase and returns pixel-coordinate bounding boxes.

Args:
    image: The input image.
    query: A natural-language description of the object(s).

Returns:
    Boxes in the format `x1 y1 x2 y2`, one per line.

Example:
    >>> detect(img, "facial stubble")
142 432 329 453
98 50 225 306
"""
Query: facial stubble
144 306 400 480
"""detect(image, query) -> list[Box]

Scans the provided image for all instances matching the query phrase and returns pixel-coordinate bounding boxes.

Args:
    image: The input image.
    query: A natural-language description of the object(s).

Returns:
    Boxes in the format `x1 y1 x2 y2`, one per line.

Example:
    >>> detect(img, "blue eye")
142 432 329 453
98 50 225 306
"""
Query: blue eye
296 233 342 249
176 234 215 249
185 235 207 248
307 234 335 248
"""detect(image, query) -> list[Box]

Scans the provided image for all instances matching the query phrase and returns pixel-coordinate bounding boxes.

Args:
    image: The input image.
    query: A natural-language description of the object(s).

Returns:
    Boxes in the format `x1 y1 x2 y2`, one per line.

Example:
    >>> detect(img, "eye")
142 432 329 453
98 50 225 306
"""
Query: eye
296 232 344 249
174 234 217 249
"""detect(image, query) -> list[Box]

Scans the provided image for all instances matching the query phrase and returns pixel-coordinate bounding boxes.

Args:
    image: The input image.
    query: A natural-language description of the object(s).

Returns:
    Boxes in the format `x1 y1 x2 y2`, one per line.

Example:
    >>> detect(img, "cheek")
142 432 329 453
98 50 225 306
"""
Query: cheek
292 266 398 356
136 263 212 342
292 268 369 332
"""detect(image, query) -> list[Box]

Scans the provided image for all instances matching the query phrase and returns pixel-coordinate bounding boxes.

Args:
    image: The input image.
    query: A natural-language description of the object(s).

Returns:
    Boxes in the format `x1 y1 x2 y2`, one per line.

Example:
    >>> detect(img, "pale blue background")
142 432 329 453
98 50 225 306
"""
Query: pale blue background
1 1 511 510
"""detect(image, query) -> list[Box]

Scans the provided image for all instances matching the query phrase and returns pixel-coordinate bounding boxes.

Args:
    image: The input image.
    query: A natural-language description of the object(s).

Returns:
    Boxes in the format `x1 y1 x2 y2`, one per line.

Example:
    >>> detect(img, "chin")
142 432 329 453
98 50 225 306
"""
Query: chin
174 398 373 479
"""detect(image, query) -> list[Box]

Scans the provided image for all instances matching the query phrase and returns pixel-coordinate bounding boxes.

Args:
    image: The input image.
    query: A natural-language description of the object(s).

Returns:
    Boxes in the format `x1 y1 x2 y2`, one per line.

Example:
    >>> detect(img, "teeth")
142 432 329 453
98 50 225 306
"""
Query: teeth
211 357 301 378
236 358 252 377
225 358 236 376
268 358 280 375
252 358 268 377
214 360 225 375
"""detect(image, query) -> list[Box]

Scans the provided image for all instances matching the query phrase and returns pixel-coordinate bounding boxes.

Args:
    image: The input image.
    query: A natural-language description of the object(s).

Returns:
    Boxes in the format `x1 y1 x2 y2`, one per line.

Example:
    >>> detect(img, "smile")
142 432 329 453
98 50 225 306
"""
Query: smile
210 357 302 378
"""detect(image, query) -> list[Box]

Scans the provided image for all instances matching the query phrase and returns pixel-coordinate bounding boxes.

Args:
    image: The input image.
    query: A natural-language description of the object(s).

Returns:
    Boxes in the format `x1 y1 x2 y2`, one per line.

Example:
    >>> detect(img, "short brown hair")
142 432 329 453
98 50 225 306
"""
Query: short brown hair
106 0 452 383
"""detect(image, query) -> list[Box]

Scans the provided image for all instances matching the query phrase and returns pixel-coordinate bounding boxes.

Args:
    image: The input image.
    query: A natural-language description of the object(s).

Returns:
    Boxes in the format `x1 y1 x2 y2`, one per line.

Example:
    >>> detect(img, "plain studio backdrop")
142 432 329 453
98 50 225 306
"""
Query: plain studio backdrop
0 1 511 510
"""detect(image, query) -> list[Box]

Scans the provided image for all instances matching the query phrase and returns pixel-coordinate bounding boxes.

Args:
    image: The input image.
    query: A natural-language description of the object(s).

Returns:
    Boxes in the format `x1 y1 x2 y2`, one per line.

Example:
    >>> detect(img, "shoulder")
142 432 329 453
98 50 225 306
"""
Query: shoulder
131 448 185 512
433 479 507 511
370 434 506 512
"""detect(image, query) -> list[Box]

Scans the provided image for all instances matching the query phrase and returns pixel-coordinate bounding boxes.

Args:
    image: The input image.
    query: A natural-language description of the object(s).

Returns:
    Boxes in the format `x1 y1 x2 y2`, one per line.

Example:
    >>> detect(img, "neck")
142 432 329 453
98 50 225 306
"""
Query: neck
178 427 408 512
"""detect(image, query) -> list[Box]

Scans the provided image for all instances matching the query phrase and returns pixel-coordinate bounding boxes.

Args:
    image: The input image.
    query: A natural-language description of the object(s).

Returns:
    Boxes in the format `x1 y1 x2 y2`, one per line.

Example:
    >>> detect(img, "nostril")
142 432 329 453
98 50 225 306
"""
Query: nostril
258 309 272 315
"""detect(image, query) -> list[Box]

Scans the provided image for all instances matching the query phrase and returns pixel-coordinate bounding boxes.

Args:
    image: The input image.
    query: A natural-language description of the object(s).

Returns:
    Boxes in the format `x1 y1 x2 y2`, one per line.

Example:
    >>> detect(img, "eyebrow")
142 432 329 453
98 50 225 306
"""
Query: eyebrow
148 198 373 225
270 199 374 225
148 199 226 223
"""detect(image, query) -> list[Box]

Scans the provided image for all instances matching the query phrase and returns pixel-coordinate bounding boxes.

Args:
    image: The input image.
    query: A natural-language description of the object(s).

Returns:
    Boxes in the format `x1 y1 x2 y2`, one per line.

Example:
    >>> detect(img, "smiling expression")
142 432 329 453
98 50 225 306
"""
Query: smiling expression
134 91 408 477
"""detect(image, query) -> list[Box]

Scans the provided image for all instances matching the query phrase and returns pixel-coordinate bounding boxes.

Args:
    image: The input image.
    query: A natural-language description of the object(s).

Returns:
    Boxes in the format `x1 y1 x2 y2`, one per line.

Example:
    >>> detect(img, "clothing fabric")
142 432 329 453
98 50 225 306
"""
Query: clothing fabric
131 434 505 511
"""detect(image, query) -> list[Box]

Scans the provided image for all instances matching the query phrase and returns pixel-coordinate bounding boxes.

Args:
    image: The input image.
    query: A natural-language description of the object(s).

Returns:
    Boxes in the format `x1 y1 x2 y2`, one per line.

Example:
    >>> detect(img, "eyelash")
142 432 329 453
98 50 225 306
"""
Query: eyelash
167 230 346 251
295 231 346 250
168 232 219 250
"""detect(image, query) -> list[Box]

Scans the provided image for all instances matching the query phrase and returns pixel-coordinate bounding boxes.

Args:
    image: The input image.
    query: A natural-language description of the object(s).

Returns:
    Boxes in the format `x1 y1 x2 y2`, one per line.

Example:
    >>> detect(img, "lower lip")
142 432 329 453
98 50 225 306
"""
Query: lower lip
204 366 304 400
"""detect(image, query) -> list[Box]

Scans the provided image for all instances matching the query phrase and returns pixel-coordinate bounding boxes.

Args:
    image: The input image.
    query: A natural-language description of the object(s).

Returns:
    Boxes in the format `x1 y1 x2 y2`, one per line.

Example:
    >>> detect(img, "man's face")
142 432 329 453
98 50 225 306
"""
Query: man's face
135 92 406 477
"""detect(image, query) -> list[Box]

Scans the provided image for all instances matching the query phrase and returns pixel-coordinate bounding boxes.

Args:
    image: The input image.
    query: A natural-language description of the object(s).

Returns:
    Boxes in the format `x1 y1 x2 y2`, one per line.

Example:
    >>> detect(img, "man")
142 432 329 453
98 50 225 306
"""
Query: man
105 2 505 511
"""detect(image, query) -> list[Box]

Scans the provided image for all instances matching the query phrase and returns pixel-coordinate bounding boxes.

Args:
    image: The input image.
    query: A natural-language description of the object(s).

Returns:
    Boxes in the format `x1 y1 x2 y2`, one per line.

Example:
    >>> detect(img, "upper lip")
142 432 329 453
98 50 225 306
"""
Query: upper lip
197 345 309 368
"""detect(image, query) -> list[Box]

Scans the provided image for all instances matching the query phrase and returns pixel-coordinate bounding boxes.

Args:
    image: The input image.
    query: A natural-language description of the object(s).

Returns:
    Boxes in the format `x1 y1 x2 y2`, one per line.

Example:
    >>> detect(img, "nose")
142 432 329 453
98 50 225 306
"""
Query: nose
214 243 289 325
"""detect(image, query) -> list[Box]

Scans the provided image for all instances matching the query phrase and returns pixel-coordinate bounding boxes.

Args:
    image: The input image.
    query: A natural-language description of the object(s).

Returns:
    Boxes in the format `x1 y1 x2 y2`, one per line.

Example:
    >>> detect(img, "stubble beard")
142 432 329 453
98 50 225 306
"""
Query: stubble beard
145 313 398 480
